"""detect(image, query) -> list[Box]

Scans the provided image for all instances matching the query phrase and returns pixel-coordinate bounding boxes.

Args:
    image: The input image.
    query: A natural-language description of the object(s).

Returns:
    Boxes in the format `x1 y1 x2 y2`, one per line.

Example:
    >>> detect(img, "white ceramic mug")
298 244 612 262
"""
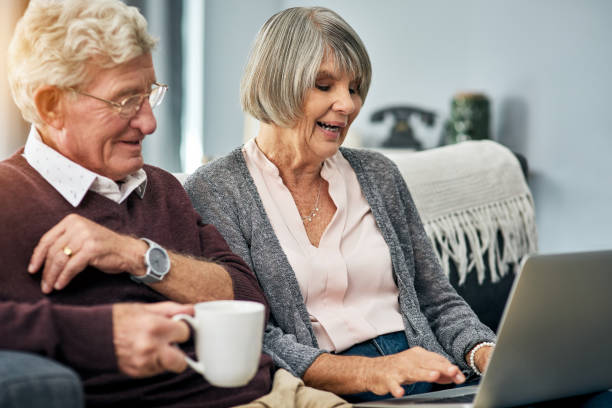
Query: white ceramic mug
172 300 265 387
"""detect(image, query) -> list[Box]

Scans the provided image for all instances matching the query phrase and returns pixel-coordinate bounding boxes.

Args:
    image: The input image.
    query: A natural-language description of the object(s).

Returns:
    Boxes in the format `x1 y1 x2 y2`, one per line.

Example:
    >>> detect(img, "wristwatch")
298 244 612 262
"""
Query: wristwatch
130 238 170 284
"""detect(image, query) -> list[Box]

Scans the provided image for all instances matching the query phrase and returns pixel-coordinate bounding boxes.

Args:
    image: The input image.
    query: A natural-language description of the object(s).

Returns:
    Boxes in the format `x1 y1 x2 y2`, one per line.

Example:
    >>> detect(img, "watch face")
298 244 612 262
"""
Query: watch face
149 247 169 273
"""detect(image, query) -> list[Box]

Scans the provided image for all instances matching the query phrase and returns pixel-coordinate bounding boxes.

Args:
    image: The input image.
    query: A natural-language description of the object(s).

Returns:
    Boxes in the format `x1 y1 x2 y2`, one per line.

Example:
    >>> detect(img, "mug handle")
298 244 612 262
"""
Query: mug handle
172 314 205 375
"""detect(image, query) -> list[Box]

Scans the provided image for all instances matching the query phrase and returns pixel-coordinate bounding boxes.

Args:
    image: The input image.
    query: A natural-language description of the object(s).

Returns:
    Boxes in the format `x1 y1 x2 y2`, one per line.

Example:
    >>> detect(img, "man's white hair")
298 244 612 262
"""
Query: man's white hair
8 0 157 125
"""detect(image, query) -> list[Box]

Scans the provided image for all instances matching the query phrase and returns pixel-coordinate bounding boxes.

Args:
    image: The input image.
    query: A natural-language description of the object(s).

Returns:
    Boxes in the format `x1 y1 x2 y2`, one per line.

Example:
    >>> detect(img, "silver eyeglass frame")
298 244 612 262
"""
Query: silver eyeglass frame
70 82 168 119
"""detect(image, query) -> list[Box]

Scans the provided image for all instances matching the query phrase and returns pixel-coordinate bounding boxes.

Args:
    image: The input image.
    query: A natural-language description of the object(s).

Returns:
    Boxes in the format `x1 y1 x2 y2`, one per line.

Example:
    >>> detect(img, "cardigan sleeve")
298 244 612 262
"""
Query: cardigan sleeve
261 320 326 377
185 161 325 377
0 299 117 373
387 160 496 370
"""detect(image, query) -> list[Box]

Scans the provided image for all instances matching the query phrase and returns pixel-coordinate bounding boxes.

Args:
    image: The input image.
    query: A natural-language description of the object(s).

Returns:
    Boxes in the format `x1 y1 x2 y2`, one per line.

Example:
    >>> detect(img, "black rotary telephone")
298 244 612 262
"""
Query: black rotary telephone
371 106 436 150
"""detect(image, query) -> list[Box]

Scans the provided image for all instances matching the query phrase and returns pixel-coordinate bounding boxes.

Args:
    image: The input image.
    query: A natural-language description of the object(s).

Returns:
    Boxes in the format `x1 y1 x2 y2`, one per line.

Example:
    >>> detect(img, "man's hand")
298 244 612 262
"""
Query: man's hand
364 346 465 397
28 214 147 293
112 302 193 377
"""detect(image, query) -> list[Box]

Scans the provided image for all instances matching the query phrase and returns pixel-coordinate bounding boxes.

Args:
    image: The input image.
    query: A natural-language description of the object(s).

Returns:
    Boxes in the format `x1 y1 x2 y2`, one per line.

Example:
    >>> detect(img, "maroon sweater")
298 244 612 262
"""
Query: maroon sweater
0 150 272 408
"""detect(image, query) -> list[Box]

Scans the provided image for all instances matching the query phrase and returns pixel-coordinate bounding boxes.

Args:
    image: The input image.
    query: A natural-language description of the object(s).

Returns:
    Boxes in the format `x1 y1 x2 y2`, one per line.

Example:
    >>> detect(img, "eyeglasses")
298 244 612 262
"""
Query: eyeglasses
71 82 168 119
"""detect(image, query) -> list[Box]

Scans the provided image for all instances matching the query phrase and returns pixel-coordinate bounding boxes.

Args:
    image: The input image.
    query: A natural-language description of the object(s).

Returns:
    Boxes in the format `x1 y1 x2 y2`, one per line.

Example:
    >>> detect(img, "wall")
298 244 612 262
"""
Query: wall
3 1 609 254
0 1 28 158
203 0 281 156
203 0 612 254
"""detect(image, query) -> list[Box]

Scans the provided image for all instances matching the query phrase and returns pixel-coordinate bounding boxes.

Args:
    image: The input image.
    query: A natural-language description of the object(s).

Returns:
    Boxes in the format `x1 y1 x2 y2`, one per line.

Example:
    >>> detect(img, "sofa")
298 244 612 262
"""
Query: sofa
0 140 536 407
0 351 83 408
378 140 537 331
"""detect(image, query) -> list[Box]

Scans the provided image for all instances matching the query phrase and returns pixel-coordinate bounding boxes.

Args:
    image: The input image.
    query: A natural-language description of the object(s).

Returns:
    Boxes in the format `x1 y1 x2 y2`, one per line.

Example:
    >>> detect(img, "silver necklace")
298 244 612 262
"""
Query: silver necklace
301 178 322 223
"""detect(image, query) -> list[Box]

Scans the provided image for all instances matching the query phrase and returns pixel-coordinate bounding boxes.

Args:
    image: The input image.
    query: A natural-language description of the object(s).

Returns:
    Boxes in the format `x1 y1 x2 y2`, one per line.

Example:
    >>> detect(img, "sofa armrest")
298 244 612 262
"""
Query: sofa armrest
0 351 84 408
377 141 538 331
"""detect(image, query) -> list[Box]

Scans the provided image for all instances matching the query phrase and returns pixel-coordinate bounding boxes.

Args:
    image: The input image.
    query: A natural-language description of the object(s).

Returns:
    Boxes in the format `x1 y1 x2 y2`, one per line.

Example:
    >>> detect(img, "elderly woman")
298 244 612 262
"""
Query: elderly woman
186 7 495 402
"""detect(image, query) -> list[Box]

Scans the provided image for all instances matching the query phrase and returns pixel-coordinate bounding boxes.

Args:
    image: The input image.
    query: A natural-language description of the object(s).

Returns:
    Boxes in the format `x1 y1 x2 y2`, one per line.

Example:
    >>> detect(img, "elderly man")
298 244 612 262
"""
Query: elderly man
0 0 271 407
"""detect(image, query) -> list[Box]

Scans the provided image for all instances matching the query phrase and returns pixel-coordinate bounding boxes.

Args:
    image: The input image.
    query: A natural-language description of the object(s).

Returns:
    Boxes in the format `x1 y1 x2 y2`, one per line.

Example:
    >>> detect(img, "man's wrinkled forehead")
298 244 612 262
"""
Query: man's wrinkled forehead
77 53 156 94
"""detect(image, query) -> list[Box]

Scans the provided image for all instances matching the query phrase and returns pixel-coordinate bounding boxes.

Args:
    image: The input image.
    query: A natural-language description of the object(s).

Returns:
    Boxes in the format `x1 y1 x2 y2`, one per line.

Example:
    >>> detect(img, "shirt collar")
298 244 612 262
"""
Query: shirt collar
243 138 280 177
23 125 147 207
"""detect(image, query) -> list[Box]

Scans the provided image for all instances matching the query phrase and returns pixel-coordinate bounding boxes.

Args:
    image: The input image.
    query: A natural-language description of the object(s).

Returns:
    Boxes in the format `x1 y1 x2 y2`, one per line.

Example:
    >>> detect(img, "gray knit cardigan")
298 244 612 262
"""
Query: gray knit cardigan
185 147 496 378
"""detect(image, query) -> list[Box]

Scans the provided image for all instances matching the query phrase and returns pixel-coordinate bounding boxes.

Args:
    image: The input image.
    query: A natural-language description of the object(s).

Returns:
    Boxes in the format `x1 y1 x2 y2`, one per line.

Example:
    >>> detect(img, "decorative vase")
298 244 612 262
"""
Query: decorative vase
442 92 490 145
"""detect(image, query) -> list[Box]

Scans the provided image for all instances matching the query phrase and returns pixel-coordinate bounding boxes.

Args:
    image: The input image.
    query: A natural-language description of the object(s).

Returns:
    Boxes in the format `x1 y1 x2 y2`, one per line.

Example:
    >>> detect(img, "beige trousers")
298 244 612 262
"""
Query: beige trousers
234 368 352 408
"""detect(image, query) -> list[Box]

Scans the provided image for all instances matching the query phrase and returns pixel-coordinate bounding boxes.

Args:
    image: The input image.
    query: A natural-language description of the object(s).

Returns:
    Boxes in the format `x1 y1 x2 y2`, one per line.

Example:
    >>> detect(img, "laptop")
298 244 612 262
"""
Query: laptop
356 250 612 407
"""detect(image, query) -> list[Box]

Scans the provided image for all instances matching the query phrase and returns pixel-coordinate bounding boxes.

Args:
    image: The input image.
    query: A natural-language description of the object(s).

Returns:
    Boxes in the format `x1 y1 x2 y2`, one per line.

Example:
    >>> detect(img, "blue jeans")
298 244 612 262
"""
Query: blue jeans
336 331 435 403
0 351 84 408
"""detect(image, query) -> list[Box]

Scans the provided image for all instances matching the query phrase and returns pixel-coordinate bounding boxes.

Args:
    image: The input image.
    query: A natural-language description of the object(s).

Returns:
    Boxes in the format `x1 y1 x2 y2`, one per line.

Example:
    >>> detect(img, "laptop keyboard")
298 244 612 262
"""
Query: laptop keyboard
382 393 476 404
415 394 475 403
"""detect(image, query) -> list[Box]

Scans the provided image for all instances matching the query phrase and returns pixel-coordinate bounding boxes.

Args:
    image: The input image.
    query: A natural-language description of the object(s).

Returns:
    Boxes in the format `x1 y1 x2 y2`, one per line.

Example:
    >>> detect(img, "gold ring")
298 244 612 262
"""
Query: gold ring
63 246 73 257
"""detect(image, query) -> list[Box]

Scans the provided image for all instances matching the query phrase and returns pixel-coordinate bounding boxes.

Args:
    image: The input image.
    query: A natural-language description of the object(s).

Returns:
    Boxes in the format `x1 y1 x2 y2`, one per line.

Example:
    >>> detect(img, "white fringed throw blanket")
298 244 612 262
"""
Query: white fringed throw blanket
385 141 538 285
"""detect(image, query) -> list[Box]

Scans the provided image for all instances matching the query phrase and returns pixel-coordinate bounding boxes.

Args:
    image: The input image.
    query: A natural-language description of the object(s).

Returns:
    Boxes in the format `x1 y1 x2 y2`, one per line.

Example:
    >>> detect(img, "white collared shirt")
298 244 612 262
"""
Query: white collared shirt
23 125 147 207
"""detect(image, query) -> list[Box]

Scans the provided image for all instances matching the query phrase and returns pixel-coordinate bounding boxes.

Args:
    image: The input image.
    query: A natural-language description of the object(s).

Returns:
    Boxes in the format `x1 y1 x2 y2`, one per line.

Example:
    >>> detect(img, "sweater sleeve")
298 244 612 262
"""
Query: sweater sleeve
150 165 269 314
197 221 269 311
388 160 496 370
0 299 117 373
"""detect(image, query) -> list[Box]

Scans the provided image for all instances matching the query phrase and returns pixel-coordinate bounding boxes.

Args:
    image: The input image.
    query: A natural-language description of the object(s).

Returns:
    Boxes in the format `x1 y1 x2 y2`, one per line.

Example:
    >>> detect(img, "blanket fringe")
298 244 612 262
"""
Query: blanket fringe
424 193 538 285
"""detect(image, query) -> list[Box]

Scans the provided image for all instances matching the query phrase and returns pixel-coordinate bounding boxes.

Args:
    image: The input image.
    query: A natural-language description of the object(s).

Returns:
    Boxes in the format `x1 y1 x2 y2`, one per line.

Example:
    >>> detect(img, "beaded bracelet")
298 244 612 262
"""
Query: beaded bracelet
469 342 495 376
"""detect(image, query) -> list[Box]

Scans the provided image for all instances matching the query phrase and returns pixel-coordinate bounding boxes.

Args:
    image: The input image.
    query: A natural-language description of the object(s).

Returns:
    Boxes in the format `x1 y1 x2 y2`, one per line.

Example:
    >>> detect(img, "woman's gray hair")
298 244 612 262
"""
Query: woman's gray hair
8 0 157 125
241 7 372 127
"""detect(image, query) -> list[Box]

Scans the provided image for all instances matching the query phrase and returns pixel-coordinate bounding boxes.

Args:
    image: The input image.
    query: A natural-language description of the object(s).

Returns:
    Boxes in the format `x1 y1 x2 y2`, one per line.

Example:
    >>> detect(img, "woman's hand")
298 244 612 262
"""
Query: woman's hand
468 344 494 375
364 346 465 398
304 347 465 398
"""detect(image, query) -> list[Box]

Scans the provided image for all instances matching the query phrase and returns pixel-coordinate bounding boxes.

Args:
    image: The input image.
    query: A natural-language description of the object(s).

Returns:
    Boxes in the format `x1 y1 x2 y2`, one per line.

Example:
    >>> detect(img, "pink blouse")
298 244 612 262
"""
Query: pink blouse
243 139 404 352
